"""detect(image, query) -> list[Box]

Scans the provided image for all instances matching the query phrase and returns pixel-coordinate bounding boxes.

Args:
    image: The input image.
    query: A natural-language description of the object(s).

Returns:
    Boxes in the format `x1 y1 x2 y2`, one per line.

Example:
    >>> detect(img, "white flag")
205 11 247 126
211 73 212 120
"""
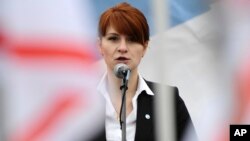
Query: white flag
0 0 104 141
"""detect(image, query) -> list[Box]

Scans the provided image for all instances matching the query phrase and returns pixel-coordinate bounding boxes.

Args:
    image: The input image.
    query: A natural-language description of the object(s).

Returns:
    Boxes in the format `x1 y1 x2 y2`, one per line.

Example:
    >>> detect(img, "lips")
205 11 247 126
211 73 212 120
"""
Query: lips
116 56 130 61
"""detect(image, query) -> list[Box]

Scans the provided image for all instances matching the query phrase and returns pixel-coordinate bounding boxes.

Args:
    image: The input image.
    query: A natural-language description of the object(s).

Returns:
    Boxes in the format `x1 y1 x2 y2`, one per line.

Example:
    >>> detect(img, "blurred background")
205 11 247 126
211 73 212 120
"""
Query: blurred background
1 0 250 141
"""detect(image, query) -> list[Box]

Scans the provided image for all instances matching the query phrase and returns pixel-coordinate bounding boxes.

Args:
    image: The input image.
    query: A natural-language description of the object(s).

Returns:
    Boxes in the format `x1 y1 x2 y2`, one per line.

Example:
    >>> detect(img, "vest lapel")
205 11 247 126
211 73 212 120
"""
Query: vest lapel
134 90 155 141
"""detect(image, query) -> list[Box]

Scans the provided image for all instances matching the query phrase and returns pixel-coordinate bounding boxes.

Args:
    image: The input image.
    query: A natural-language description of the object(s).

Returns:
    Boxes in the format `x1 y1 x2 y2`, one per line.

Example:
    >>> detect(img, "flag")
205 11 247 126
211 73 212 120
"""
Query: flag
210 1 250 140
0 0 104 141
139 3 222 140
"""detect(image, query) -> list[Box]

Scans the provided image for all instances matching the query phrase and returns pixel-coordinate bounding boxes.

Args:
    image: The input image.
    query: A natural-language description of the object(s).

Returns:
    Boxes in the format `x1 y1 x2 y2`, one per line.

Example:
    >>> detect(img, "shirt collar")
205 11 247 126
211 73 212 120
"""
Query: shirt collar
136 73 154 96
97 72 154 97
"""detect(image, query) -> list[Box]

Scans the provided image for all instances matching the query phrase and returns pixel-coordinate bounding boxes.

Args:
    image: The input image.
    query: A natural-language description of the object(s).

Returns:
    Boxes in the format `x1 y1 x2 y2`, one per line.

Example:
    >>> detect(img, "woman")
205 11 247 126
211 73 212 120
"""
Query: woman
94 2 196 141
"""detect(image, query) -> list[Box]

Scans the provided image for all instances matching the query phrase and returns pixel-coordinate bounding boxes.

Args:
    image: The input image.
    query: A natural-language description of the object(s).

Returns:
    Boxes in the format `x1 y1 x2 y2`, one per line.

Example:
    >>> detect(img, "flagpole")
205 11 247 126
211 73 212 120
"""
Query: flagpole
150 0 176 141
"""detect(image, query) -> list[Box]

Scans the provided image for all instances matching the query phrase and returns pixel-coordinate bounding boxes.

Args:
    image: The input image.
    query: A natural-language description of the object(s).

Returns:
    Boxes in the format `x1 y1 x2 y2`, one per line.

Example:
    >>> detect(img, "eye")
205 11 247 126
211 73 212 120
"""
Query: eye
107 36 119 41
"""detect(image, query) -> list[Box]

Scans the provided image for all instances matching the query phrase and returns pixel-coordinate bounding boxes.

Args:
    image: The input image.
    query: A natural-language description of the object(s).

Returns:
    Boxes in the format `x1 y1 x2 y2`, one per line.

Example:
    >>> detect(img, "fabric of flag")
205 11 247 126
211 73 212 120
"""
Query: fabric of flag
233 48 250 124
210 1 250 140
0 0 104 141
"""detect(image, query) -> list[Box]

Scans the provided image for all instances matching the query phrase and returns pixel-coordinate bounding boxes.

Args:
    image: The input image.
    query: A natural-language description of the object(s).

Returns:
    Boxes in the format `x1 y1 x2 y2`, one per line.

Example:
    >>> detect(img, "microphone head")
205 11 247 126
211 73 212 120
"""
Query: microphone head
113 63 130 79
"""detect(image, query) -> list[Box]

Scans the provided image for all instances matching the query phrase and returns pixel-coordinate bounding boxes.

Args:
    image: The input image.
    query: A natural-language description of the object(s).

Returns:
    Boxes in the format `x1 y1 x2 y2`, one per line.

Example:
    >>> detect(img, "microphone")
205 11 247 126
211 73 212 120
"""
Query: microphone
113 63 131 139
114 63 131 79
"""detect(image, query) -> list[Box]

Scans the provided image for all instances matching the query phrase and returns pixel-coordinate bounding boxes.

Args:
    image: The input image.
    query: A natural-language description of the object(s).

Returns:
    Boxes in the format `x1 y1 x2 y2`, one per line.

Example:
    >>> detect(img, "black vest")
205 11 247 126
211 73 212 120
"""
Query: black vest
89 80 197 141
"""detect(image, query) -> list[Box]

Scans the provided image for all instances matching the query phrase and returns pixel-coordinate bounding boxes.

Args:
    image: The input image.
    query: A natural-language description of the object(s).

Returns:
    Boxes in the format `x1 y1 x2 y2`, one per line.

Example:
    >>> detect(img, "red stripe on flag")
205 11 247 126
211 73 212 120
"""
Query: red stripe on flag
8 38 97 63
234 50 250 123
0 29 6 47
0 33 3 44
10 90 88 141
11 47 95 63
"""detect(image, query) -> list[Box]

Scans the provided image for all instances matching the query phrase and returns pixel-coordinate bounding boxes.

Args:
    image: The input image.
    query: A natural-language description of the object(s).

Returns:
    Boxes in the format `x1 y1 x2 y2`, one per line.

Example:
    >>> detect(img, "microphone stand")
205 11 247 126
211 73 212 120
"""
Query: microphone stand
119 70 130 141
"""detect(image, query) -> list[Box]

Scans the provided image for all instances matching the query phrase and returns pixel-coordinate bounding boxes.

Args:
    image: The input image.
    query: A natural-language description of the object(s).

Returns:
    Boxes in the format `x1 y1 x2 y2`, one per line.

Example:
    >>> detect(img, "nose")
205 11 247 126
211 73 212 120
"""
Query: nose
117 38 128 53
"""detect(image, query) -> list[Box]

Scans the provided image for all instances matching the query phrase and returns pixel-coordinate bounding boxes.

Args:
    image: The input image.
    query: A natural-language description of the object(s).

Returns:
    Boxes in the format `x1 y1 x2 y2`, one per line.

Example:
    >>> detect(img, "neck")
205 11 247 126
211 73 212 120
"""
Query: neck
107 68 138 99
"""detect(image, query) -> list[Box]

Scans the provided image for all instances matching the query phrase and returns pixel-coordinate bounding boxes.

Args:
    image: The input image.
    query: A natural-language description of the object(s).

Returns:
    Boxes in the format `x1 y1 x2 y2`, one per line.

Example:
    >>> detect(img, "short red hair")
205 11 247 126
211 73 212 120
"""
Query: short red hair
98 2 149 45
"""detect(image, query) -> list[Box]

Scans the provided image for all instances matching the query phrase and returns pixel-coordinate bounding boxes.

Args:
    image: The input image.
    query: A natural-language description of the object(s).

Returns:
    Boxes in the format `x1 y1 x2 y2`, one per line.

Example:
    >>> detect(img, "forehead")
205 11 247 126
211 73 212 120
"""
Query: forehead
106 26 118 34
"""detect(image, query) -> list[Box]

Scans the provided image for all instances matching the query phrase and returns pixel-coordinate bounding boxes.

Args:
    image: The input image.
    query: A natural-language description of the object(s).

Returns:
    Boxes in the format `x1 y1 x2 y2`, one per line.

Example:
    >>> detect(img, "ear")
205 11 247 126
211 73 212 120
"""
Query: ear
142 41 149 57
97 38 104 56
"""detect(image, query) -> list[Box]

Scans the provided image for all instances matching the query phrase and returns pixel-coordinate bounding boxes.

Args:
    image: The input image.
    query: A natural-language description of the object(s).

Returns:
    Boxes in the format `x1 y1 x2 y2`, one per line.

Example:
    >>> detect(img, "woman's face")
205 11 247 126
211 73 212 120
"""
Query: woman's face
99 26 147 72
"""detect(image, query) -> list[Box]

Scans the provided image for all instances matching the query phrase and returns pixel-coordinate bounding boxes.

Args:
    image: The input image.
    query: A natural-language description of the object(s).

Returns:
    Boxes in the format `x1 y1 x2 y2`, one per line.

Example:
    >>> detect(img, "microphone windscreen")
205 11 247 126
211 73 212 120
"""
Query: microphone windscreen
113 63 130 79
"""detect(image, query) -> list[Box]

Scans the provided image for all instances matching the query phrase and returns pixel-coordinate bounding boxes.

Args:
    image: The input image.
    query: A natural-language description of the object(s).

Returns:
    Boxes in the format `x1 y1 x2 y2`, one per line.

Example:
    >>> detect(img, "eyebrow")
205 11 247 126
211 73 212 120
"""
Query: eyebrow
106 33 119 36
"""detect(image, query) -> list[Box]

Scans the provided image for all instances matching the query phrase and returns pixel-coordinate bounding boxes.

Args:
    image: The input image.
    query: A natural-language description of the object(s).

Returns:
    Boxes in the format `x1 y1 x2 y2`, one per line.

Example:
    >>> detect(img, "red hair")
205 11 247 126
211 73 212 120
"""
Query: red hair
98 2 149 45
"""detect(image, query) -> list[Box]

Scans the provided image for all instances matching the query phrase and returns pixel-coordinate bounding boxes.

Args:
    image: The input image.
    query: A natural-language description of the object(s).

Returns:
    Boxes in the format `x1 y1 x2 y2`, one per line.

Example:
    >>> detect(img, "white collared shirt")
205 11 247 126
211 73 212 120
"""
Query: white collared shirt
97 72 154 141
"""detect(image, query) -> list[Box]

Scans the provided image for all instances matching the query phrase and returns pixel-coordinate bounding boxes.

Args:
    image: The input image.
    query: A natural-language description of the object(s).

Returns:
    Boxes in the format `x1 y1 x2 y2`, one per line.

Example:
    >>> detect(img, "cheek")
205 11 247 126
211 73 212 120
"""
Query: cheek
100 47 113 59
100 42 112 56
134 50 144 62
137 48 146 58
100 44 108 56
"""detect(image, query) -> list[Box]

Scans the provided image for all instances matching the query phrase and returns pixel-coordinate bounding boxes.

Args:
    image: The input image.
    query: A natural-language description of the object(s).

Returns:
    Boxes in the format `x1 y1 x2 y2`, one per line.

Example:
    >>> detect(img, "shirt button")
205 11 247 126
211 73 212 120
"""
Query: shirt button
145 114 150 119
